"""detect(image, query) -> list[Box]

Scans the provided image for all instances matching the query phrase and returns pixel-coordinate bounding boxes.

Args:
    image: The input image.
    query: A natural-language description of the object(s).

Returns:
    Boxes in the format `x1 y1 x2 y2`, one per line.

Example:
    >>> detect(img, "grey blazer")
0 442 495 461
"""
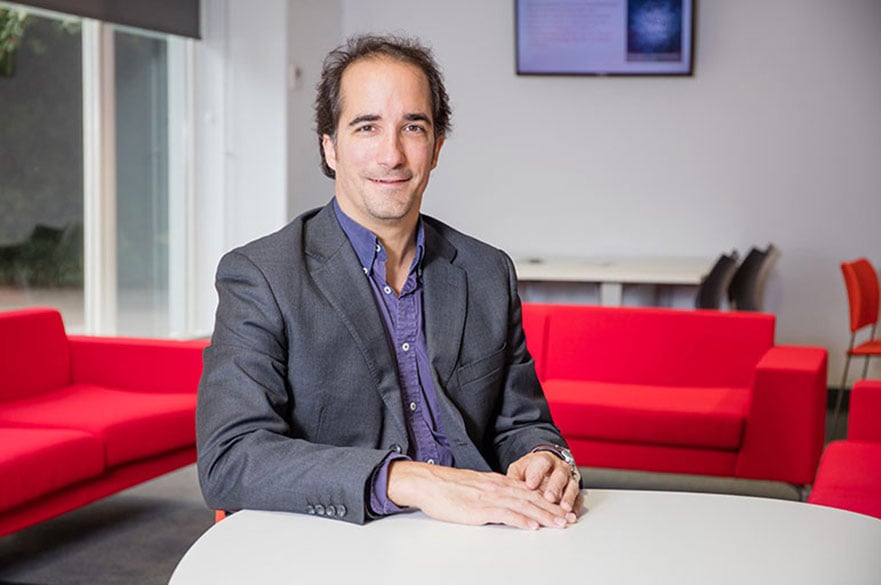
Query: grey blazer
196 202 565 524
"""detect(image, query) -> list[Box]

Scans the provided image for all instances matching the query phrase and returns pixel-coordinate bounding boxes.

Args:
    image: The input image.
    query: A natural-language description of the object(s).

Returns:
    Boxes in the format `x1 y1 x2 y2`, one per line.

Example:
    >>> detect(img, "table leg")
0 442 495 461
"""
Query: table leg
599 282 623 306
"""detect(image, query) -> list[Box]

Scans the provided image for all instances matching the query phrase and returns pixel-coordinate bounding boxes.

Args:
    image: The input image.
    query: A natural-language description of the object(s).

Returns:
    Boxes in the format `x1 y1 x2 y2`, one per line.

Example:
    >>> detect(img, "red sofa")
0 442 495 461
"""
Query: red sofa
522 303 828 486
809 380 881 519
0 307 207 537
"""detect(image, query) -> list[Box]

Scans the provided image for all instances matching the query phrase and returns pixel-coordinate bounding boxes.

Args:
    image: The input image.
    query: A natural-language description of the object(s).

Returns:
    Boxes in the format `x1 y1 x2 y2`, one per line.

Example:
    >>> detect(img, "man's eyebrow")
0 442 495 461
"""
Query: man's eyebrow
405 113 432 125
347 113 433 127
348 114 381 127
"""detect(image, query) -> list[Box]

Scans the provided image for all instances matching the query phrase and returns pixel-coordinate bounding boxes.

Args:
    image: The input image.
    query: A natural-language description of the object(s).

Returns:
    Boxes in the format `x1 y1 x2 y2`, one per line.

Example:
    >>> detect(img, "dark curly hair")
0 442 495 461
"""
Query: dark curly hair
315 34 452 179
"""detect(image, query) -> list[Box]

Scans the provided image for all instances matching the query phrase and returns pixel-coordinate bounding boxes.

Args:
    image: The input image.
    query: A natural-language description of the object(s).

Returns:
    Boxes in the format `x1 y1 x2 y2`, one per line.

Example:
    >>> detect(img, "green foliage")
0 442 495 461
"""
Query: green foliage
0 222 83 287
0 7 27 55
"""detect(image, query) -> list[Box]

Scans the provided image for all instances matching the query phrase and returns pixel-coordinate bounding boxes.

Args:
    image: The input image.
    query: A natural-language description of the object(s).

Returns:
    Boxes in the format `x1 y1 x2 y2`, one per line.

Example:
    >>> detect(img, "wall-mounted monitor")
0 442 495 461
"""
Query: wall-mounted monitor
516 0 695 76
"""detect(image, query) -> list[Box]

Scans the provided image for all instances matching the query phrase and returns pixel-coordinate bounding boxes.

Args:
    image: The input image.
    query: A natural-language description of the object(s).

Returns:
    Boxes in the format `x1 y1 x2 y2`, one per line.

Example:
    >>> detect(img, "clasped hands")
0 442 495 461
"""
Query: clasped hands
387 451 584 530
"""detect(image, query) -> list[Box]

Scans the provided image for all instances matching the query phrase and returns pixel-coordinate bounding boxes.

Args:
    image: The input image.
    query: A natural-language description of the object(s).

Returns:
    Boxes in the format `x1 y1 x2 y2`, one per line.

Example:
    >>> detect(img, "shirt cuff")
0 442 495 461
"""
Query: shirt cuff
369 452 410 517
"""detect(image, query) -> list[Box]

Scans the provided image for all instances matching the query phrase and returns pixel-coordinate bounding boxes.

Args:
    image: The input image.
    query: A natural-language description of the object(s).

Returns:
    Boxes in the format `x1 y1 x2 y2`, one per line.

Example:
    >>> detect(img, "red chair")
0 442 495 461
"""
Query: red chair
833 258 881 432
809 380 881 519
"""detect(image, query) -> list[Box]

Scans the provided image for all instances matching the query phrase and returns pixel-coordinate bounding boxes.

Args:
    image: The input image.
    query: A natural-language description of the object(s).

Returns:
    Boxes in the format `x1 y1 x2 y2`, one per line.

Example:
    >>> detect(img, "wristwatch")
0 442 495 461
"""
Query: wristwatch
531 443 581 484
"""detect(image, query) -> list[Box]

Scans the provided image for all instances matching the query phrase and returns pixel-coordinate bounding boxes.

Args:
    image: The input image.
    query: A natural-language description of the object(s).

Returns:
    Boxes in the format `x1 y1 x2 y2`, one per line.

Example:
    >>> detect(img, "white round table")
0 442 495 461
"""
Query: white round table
170 490 881 584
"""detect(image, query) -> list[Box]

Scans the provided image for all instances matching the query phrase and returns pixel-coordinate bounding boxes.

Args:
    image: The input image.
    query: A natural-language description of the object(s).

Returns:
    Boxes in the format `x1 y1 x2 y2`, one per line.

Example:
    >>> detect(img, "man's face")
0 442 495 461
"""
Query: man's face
322 56 444 233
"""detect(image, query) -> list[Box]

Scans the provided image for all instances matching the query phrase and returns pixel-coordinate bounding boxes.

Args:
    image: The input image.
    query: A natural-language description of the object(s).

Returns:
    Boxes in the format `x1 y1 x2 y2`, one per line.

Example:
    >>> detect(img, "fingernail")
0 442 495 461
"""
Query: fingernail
555 517 566 526
566 512 577 522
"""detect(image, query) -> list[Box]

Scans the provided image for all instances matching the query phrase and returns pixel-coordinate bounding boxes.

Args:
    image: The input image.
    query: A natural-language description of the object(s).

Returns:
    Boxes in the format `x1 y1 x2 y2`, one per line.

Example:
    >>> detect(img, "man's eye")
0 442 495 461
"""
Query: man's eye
356 125 375 133
405 124 425 133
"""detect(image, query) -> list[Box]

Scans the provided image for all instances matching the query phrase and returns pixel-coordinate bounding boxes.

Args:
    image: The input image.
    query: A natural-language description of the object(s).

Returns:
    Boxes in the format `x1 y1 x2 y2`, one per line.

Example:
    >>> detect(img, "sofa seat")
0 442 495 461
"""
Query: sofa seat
543 380 748 450
0 426 105 511
0 384 196 468
809 441 881 519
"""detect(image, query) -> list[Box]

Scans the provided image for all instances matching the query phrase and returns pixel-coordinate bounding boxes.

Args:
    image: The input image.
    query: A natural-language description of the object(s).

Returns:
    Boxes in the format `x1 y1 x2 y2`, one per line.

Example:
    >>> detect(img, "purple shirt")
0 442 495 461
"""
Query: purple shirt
333 201 454 516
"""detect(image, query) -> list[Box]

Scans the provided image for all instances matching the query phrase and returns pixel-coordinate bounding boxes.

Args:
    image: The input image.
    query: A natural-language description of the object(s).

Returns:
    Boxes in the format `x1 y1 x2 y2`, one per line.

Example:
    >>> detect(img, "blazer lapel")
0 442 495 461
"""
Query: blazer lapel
421 222 467 387
304 204 407 436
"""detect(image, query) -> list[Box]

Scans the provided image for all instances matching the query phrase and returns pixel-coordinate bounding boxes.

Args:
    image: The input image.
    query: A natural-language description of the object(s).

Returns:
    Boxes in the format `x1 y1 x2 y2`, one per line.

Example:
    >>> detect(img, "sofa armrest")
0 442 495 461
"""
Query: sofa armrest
849 380 881 442
735 345 827 485
68 336 208 393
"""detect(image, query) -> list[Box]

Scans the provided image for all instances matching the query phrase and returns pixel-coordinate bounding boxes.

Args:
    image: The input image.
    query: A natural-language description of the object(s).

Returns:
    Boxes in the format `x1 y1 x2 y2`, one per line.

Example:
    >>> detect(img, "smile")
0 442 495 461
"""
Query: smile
370 177 410 185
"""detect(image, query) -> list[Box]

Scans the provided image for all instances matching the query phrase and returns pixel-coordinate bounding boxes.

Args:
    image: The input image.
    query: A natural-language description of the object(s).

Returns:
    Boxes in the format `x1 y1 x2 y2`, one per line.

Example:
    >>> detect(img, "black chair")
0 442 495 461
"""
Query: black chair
728 244 781 311
695 251 740 310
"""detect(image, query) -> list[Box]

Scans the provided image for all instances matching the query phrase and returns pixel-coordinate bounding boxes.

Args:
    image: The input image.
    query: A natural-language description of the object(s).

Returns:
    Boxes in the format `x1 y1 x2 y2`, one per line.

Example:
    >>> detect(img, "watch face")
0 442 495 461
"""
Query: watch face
558 447 580 482
558 447 574 464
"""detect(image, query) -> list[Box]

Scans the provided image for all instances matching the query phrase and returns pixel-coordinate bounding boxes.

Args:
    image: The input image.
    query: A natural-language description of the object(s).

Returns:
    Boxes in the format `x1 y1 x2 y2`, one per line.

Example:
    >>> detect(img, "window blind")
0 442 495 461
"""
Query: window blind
13 0 200 39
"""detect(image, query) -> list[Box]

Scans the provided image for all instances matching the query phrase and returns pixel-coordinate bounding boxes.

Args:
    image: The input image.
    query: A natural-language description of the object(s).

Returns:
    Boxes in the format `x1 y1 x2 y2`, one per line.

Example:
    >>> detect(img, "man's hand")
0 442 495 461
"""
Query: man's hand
506 451 583 519
386 461 574 530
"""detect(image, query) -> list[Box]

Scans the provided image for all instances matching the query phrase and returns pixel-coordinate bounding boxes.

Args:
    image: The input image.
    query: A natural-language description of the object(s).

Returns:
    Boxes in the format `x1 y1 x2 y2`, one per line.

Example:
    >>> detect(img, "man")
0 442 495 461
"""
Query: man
196 34 583 530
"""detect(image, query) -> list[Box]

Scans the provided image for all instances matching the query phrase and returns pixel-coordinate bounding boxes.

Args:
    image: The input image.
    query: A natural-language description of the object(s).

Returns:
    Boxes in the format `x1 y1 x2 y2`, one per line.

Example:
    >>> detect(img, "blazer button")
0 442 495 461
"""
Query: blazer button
336 505 347 517
314 504 325 516
306 504 315 515
389 444 402 454
326 505 336 517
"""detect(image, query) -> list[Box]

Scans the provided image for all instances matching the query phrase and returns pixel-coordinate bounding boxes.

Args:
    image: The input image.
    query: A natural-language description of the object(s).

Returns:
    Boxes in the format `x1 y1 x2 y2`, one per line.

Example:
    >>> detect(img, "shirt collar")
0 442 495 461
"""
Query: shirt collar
333 198 425 277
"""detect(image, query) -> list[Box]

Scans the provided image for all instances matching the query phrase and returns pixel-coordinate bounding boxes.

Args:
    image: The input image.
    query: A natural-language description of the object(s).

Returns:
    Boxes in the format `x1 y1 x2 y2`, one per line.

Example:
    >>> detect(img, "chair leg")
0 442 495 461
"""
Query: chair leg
860 355 871 380
832 354 853 438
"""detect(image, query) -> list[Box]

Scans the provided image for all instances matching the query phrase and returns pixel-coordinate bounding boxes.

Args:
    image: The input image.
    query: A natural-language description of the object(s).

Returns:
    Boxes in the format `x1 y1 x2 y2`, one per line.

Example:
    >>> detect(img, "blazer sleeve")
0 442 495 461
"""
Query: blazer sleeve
490 252 570 470
196 250 390 525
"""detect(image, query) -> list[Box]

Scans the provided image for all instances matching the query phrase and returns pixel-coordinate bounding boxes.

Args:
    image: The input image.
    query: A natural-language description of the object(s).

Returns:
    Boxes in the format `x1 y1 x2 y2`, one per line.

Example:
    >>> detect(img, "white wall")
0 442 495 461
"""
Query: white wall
192 0 289 334
287 0 342 214
211 0 881 385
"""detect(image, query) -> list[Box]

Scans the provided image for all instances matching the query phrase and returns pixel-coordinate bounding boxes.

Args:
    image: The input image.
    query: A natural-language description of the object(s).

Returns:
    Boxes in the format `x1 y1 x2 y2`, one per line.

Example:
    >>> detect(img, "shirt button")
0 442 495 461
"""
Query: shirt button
389 443 402 454
383 286 392 294
401 342 410 351
427 458 435 465
409 401 417 411
375 244 381 252
362 267 368 275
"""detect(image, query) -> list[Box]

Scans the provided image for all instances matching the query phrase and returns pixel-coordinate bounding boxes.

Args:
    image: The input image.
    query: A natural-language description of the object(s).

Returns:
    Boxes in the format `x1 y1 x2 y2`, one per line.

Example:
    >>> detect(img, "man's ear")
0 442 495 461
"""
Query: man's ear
431 134 445 169
322 134 338 171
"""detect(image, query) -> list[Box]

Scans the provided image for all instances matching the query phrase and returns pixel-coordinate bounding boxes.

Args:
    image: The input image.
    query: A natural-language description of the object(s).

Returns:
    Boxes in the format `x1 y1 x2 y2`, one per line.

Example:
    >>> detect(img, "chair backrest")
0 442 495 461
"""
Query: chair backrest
841 258 880 333
728 244 780 311
695 250 739 310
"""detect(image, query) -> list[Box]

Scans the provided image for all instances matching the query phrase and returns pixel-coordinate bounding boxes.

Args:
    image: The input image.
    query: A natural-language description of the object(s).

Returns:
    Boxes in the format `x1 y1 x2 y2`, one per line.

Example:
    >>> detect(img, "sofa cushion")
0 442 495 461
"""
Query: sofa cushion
541 306 774 388
0 384 196 468
0 426 105 511
521 303 550 381
0 308 71 402
809 441 881 519
543 380 749 450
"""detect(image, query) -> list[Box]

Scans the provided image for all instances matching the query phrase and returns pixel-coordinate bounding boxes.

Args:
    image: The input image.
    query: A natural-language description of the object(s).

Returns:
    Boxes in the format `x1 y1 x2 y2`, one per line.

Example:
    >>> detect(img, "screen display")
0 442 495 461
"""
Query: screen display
516 0 695 76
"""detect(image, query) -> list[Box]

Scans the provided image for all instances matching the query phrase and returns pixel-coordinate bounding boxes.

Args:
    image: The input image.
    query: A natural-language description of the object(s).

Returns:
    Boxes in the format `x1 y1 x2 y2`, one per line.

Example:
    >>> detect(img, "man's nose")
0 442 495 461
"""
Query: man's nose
377 131 405 168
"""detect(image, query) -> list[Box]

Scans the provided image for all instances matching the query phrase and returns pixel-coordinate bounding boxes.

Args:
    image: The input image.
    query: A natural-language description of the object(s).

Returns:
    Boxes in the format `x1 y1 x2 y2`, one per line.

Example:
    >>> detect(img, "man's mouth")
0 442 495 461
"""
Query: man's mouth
370 176 410 185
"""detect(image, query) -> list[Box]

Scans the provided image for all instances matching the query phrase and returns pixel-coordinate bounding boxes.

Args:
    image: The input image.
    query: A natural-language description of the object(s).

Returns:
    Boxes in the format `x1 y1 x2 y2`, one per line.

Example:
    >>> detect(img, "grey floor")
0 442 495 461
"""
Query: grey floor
0 466 214 585
0 404 849 585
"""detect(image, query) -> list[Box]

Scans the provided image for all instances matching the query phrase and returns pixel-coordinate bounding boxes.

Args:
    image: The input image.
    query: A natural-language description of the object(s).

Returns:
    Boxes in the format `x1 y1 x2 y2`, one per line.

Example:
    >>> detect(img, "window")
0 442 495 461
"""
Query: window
0 3 193 337
0 7 85 329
